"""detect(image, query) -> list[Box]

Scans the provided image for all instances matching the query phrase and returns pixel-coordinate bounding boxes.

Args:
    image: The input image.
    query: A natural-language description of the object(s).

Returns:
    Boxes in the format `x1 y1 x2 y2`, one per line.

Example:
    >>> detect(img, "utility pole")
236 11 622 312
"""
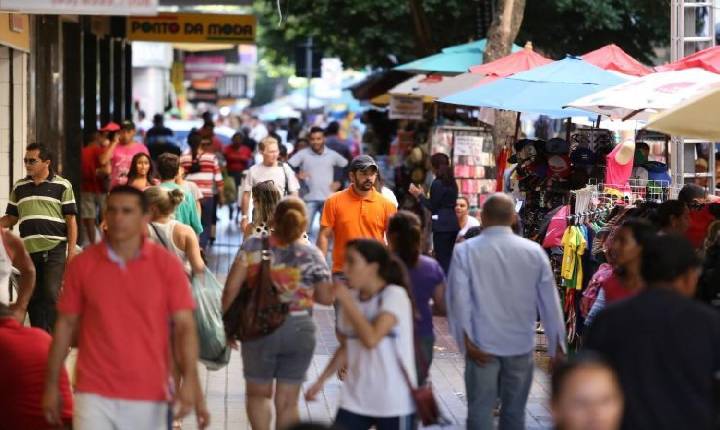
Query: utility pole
305 36 313 124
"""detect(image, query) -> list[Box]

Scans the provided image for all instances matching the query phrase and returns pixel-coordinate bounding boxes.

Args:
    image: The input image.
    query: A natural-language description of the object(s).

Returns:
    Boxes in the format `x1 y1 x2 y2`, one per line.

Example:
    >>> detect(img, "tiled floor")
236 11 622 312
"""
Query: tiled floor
181 211 554 429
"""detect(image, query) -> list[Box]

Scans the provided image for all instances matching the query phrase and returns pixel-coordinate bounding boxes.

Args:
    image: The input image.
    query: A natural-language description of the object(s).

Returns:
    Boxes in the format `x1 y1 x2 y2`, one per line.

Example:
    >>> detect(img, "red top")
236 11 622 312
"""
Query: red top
0 318 73 429
81 144 105 193
224 145 253 173
604 143 633 192
686 205 717 249
603 273 637 303
57 240 195 401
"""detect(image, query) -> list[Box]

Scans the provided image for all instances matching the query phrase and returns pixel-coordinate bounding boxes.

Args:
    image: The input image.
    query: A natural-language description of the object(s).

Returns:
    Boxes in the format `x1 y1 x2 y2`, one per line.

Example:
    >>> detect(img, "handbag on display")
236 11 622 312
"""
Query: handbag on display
223 237 288 342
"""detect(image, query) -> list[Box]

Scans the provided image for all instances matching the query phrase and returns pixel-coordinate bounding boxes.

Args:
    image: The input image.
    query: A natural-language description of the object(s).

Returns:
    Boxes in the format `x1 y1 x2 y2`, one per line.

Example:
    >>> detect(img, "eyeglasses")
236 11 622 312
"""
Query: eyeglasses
23 158 40 165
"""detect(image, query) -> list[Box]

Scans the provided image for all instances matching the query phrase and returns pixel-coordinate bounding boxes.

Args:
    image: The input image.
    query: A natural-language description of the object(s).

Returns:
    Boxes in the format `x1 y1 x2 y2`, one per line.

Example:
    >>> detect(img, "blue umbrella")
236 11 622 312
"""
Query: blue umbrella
395 39 522 75
438 57 627 118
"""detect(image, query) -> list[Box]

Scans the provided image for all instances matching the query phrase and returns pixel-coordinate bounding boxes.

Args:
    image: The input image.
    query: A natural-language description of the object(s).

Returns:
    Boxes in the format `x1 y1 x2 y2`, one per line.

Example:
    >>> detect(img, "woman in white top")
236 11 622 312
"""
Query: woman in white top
455 196 481 240
306 238 417 430
144 186 205 276
0 228 35 322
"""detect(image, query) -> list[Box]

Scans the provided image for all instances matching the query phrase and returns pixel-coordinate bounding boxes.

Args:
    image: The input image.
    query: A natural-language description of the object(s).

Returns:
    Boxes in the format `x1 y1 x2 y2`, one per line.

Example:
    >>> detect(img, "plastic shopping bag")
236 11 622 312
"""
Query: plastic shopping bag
191 269 231 370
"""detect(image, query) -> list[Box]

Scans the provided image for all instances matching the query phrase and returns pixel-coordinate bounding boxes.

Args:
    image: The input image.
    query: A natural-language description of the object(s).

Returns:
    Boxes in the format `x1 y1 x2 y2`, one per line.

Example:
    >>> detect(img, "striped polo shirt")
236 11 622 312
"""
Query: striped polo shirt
5 173 77 253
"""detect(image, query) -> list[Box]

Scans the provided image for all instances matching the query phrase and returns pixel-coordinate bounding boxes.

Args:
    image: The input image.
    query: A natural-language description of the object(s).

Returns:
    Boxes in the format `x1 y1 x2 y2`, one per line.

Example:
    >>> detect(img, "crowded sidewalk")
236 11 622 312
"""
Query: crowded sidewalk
179 209 555 430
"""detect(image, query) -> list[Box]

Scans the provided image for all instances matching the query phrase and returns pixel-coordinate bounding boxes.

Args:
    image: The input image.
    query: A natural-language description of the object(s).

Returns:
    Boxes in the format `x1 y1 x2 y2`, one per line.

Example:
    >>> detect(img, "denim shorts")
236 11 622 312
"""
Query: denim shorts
240 313 316 385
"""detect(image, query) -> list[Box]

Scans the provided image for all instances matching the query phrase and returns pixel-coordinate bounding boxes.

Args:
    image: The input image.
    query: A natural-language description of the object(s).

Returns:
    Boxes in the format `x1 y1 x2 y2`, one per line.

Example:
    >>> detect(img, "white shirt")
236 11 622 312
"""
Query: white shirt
380 187 398 208
457 215 481 238
241 163 300 196
337 285 416 417
0 231 12 305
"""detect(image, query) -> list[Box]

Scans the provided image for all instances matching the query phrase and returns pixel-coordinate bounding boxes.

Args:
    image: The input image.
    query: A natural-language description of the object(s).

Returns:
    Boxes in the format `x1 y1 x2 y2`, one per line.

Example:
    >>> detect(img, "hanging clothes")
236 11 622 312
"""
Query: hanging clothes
561 226 587 290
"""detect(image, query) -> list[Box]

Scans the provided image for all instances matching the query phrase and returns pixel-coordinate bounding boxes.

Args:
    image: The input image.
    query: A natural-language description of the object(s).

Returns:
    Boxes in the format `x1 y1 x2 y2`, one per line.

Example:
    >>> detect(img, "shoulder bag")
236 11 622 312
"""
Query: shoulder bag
223 236 289 342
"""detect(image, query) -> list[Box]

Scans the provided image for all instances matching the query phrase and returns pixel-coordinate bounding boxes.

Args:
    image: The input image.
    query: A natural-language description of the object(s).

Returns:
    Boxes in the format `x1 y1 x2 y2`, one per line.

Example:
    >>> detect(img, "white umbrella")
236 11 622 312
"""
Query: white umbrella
566 68 720 121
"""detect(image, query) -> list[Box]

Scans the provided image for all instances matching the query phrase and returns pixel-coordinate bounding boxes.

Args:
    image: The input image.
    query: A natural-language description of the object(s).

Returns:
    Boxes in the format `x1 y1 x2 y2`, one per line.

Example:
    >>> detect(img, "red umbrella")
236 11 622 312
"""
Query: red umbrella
656 46 720 74
581 44 653 76
469 42 552 80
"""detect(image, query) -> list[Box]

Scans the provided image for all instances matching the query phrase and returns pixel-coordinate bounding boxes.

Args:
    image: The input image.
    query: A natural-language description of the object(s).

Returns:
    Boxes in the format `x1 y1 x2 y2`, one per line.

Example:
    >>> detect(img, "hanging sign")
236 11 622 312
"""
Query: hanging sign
0 13 28 51
389 95 423 120
127 13 256 44
0 0 158 15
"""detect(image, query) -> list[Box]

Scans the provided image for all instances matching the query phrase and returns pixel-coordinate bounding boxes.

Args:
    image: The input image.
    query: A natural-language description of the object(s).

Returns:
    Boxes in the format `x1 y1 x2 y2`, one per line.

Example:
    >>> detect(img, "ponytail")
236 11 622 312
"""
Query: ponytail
346 239 416 312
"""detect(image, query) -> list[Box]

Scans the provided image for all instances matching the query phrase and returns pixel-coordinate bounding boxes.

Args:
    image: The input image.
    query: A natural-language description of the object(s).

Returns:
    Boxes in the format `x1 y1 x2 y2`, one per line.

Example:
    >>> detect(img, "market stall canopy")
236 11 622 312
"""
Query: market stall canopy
395 38 522 75
438 57 626 118
566 68 720 121
413 44 552 99
581 44 653 77
346 70 413 101
645 83 720 140
656 46 720 74
385 74 443 102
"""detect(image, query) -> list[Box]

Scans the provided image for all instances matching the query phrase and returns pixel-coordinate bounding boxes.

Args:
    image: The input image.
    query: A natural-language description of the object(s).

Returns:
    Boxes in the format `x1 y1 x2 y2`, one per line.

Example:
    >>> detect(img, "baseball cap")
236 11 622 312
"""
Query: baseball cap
349 155 378 172
99 122 120 132
121 120 136 131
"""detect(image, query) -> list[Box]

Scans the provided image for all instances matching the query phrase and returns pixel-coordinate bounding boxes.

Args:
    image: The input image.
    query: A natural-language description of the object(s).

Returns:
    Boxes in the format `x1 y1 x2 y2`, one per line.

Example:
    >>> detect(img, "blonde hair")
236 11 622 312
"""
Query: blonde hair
273 197 307 243
144 186 184 216
259 136 279 152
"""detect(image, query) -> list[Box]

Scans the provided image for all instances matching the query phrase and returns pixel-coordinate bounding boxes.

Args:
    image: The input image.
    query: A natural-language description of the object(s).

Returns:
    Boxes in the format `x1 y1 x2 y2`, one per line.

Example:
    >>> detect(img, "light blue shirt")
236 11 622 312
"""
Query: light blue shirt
446 226 566 357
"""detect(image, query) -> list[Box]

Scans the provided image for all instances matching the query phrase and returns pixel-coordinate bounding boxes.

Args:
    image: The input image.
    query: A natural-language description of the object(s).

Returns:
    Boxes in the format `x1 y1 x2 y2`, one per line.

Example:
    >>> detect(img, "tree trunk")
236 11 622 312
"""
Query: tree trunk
408 0 435 56
483 0 526 150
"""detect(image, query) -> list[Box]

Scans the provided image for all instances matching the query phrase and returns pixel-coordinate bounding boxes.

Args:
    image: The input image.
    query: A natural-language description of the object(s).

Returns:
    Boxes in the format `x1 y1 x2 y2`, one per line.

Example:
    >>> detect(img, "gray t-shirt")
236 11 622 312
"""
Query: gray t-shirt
288 147 348 201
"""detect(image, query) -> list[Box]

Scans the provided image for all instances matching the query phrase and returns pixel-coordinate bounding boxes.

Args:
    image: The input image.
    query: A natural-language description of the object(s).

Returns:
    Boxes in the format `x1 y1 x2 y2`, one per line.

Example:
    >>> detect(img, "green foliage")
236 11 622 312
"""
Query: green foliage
518 0 669 64
254 0 670 69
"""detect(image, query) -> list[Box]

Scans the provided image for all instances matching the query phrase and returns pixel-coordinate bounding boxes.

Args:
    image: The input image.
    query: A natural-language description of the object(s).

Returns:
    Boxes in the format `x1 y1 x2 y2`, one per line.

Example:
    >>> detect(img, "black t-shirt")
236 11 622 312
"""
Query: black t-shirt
585 288 720 430
146 126 175 146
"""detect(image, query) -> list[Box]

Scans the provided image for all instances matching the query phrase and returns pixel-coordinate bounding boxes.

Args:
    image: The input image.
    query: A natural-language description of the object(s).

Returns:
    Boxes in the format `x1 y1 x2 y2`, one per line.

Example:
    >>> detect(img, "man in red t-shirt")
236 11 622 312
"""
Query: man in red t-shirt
80 129 108 245
42 186 209 429
0 303 73 429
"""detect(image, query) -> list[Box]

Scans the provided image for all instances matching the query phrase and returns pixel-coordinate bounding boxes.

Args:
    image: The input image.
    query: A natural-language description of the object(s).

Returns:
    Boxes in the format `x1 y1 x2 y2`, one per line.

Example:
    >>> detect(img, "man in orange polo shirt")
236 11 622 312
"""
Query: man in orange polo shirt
318 155 397 274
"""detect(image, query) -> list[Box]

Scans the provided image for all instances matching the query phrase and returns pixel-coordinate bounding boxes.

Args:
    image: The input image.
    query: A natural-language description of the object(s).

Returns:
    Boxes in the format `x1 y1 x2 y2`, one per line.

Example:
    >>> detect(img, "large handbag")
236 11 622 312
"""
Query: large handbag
223 236 288 342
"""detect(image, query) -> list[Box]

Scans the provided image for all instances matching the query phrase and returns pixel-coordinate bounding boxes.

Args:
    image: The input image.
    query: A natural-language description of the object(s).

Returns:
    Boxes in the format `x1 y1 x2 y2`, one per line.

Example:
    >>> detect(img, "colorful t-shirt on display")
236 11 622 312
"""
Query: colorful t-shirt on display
110 142 149 188
561 226 587 289
239 236 331 311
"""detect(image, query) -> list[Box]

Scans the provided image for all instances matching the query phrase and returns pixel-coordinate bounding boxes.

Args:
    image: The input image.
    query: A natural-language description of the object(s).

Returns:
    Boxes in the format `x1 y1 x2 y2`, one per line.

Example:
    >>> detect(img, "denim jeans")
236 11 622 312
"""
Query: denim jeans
464 352 534 430
199 196 215 248
305 200 324 243
28 242 67 332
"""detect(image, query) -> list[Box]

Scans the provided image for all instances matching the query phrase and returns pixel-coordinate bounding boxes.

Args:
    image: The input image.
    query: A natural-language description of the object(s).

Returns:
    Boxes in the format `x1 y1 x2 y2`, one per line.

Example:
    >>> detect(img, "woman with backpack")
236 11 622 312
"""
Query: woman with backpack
305 239 417 430
222 197 334 430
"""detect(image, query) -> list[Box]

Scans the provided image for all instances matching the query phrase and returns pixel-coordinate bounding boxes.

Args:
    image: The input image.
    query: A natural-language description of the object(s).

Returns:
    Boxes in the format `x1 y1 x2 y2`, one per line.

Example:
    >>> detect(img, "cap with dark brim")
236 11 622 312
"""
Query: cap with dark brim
121 120 136 131
349 155 378 171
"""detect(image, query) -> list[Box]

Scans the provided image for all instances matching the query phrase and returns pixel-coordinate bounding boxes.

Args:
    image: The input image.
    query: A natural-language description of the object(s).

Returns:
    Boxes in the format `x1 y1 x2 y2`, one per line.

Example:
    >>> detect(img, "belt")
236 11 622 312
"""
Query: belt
289 309 311 317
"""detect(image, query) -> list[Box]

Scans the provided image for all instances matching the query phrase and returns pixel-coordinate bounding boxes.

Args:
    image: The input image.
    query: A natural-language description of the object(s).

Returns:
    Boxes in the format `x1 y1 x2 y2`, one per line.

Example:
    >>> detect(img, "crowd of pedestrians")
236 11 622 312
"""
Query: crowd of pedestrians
2 113 720 430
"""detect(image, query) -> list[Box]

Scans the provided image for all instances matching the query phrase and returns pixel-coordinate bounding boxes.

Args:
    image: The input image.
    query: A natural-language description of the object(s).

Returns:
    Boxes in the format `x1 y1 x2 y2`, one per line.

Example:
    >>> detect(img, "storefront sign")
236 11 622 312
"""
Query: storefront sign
127 13 256 44
0 13 28 52
389 95 423 120
0 0 158 15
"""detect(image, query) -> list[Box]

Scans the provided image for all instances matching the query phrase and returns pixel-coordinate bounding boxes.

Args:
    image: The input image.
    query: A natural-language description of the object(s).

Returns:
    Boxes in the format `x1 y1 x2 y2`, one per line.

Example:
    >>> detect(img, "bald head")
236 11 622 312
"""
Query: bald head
481 193 516 227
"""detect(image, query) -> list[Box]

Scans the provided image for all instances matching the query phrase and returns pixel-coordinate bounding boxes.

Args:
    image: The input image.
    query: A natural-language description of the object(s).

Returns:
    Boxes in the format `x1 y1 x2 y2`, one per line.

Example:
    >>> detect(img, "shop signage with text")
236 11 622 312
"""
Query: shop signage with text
389 95 424 120
0 0 157 16
127 13 256 44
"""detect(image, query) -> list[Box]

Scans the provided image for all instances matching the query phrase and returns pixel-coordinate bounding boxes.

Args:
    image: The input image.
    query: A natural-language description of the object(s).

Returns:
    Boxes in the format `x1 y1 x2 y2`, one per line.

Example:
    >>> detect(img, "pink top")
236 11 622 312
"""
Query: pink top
110 142 149 188
604 143 633 192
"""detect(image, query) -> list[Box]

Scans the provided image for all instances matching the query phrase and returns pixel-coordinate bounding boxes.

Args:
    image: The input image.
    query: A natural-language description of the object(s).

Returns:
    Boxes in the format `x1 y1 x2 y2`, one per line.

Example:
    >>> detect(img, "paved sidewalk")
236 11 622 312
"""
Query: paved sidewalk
182 211 554 429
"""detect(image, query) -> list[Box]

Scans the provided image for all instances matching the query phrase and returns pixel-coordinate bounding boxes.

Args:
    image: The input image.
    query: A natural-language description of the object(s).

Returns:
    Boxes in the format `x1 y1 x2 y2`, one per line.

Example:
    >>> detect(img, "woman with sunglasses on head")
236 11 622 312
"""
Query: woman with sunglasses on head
306 239 417 430
126 152 158 191
245 180 310 244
